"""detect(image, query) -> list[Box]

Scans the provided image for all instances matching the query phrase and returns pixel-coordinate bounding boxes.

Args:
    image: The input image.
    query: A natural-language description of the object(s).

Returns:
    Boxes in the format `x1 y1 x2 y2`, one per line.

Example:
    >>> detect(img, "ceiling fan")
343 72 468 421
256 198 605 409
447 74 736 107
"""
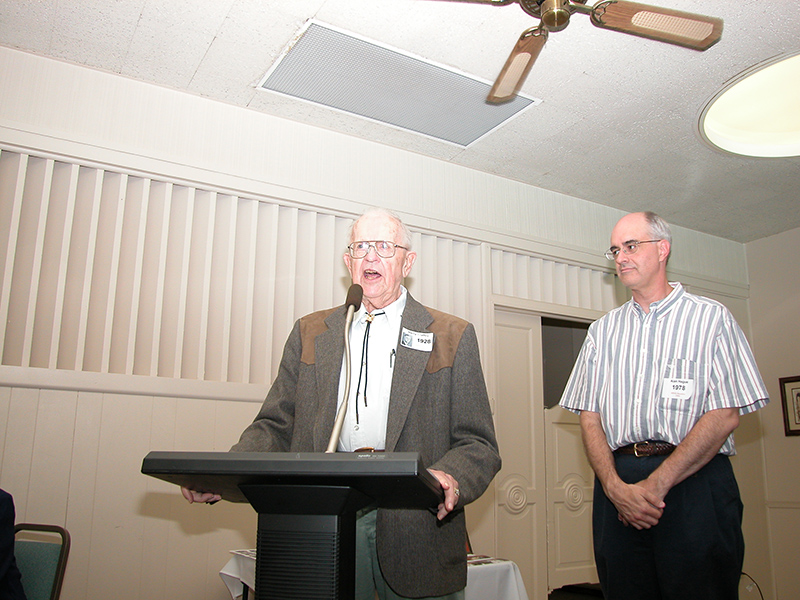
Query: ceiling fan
446 0 723 103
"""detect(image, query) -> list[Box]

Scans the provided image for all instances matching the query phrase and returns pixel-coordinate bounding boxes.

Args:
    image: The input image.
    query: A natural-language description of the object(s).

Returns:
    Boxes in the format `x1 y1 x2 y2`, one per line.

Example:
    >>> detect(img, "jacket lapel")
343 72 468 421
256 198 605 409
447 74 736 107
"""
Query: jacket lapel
384 294 433 452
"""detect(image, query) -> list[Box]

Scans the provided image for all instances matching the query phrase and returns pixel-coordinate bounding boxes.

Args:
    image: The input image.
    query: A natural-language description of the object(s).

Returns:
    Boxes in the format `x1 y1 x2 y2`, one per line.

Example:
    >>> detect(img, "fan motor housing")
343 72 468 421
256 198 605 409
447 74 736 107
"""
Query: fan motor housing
520 0 575 31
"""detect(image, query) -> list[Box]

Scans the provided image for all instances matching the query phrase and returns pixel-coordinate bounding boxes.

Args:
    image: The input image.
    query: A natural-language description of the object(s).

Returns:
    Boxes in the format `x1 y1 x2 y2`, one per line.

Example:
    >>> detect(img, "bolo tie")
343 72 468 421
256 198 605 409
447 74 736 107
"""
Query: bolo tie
354 311 384 424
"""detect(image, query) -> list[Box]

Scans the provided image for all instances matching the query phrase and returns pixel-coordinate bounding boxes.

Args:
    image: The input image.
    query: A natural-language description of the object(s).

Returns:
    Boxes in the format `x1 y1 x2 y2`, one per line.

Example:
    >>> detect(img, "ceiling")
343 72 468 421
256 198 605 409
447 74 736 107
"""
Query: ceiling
1 0 798 243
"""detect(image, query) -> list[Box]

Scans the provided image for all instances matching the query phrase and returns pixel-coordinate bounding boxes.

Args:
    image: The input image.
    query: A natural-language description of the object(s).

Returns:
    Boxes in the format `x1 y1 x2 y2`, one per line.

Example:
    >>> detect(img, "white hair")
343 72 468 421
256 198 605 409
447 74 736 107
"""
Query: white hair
348 207 412 249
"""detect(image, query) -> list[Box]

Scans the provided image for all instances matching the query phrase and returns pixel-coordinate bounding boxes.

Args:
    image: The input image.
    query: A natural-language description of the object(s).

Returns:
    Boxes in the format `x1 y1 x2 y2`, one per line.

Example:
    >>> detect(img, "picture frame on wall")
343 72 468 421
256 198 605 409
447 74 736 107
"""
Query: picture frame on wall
779 375 800 436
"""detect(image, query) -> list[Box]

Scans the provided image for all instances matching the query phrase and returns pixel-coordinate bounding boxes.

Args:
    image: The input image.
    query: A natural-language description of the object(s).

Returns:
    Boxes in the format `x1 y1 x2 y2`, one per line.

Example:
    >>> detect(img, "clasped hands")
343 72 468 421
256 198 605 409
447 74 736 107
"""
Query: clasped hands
609 478 666 530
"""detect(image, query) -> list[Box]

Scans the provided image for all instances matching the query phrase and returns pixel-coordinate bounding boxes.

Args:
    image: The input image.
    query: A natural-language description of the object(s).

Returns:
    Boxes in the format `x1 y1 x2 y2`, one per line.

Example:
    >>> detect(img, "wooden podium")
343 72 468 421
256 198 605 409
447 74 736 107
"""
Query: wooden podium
142 451 443 599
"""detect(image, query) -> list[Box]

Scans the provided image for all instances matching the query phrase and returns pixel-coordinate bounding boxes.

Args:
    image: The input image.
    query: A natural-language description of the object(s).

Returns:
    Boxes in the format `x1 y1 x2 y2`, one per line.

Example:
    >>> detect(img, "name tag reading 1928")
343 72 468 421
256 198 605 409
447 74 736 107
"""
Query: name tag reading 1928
400 328 434 352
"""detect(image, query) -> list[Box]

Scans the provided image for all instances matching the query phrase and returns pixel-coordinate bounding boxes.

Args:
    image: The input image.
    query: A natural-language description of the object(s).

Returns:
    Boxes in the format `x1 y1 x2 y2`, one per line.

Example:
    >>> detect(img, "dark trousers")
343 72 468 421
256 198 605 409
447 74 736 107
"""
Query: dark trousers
593 453 744 600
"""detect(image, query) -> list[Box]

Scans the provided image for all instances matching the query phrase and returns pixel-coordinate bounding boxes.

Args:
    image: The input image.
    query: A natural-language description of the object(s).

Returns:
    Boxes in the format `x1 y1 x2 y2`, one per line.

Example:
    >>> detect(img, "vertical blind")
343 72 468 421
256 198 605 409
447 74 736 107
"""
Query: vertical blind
0 148 615 386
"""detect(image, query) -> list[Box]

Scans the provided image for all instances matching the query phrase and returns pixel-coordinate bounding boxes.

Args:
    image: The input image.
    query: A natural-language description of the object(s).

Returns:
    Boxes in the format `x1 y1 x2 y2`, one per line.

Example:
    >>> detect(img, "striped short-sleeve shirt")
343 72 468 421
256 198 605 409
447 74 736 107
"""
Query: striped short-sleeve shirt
559 283 769 454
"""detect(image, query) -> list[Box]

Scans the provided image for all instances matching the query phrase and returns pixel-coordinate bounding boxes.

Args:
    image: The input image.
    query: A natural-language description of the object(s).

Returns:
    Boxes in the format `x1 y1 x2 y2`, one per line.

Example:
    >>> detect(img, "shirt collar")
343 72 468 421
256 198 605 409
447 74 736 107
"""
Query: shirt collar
656 282 684 314
630 282 684 317
355 286 407 328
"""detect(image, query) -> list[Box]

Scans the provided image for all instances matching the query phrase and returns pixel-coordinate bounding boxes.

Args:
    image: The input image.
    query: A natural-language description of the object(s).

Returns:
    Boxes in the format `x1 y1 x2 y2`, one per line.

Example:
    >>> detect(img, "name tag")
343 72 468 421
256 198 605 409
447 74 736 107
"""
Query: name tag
662 378 695 401
400 328 434 352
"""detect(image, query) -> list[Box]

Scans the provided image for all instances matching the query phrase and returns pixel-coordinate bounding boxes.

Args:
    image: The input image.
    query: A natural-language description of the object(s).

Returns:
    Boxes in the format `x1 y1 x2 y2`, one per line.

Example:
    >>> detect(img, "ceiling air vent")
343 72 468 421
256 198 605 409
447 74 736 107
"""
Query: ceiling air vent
259 21 540 147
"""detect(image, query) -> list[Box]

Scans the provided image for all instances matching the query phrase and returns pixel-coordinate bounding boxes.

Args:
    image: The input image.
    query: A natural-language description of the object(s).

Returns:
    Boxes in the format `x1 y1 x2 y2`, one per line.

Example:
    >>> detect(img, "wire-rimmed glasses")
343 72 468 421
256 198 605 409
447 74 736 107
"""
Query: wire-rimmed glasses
604 240 661 260
347 240 408 259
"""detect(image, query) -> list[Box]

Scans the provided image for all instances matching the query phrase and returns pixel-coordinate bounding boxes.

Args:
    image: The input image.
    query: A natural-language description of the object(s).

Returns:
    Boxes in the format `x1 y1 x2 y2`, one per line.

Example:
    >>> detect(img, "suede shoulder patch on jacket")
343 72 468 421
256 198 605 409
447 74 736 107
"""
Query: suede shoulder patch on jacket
299 307 337 365
424 308 469 373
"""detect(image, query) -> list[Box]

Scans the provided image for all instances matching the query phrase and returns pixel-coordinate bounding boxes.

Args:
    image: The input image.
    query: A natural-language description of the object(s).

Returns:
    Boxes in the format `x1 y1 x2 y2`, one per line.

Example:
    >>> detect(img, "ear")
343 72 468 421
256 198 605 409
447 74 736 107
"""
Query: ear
402 251 417 278
658 239 671 263
344 253 353 277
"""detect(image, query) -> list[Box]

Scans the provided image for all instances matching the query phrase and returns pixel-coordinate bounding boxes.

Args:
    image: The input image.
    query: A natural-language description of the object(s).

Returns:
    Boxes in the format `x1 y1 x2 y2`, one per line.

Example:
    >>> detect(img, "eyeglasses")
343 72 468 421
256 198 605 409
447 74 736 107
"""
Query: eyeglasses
347 240 408 259
604 240 661 260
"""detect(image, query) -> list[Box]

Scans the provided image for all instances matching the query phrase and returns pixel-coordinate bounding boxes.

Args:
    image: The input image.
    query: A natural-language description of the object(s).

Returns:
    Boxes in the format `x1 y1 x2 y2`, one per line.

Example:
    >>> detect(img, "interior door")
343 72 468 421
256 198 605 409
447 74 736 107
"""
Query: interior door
493 308 549 600
490 309 598 598
542 317 598 590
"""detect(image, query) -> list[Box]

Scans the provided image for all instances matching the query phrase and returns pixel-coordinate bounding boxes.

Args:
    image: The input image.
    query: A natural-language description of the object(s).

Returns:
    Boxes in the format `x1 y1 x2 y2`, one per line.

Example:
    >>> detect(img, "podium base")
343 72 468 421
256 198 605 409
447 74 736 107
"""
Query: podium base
241 484 372 600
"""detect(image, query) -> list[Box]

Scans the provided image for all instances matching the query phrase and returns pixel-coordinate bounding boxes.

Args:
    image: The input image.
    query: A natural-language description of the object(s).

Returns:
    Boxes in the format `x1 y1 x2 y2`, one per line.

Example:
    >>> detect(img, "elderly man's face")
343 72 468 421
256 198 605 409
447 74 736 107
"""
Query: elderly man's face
344 214 416 312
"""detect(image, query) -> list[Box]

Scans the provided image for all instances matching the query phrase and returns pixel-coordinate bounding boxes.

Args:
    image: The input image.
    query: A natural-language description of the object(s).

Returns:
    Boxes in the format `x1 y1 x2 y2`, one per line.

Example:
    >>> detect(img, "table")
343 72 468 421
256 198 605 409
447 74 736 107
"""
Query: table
220 550 529 600
464 555 530 600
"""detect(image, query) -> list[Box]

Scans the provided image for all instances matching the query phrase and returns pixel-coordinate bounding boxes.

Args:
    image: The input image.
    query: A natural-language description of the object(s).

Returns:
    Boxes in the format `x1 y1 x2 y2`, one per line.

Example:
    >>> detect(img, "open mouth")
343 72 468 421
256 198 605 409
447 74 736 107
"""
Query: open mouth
363 269 381 280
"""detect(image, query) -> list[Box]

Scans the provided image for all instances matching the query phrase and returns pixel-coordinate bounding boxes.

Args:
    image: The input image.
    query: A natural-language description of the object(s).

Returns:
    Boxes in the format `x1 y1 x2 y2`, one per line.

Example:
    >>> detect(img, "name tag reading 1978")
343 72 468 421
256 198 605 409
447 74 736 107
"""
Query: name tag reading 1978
662 378 695 401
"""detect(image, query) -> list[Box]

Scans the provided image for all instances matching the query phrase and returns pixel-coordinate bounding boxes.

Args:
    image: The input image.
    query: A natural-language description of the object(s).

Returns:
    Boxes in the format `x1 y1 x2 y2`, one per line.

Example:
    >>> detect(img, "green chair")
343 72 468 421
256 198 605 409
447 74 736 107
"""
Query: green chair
13 523 71 600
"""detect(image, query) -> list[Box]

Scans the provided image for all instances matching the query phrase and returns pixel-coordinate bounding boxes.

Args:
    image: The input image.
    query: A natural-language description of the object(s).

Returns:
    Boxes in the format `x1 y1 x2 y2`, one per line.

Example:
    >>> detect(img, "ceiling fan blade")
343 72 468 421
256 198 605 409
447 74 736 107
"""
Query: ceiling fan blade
431 0 515 4
487 26 548 104
590 0 723 50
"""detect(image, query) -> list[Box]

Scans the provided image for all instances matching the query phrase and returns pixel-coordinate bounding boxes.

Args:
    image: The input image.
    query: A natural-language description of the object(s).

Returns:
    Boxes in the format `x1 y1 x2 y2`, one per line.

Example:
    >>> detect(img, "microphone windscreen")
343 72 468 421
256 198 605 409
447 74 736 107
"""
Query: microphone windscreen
345 284 363 310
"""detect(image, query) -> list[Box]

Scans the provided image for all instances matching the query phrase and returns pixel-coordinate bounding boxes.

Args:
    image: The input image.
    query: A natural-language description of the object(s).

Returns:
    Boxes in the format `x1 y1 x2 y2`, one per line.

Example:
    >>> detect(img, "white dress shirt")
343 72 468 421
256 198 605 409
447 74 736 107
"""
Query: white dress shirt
336 287 407 451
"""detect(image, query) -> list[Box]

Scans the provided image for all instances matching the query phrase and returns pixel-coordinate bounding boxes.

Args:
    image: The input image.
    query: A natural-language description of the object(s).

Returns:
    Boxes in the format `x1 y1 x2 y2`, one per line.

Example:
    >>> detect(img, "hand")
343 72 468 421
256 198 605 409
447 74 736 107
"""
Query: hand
607 480 664 530
428 469 460 520
181 486 222 504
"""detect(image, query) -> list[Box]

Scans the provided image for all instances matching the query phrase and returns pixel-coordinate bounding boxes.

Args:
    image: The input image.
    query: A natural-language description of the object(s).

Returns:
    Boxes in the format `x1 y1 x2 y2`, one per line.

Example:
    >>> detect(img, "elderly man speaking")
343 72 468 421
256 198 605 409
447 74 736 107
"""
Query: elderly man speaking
184 207 501 600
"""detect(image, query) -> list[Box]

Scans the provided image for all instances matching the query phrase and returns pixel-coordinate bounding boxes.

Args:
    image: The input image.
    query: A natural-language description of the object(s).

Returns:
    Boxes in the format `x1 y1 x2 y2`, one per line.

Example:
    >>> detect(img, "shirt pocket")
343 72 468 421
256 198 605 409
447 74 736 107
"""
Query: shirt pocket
658 358 699 415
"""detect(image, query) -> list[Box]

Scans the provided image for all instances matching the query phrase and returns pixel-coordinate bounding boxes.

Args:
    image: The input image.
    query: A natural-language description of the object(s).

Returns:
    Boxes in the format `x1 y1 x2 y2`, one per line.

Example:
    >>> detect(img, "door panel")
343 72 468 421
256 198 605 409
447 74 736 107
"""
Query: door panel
545 407 598 589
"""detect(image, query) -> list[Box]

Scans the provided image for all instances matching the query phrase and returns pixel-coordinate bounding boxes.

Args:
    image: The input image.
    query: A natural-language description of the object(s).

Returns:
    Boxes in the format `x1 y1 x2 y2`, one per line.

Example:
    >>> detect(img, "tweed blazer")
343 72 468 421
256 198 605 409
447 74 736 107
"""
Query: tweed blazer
232 293 501 597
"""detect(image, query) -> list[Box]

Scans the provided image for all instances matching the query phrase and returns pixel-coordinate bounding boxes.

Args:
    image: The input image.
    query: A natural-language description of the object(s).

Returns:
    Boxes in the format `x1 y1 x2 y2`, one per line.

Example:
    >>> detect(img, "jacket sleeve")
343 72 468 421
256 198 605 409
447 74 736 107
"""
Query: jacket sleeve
230 320 303 452
428 322 501 505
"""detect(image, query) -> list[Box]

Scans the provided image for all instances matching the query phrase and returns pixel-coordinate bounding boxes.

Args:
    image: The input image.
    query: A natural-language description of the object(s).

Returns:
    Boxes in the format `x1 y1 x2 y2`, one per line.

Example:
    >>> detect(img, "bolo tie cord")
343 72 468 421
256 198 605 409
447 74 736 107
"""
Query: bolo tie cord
354 311 384 424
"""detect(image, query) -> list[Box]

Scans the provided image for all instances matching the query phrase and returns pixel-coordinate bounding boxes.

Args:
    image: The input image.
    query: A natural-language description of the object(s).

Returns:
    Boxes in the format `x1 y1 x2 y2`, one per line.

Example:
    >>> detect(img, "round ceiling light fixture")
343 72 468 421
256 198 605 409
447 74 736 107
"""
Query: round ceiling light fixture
699 51 800 158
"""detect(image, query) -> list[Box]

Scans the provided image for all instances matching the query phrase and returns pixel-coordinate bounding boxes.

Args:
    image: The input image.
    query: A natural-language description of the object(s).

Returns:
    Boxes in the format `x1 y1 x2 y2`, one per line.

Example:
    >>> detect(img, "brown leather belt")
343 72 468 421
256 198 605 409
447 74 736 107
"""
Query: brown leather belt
353 447 385 453
614 441 676 457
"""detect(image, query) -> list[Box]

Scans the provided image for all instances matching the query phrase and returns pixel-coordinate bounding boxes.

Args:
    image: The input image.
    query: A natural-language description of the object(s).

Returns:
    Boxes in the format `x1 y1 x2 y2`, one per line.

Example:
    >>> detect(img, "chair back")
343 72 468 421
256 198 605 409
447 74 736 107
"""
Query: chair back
13 523 71 600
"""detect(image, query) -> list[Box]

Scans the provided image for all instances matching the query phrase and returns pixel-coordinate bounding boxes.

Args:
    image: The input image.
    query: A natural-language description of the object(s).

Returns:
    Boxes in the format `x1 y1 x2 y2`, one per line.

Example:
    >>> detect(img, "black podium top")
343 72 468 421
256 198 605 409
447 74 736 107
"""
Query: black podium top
142 451 443 507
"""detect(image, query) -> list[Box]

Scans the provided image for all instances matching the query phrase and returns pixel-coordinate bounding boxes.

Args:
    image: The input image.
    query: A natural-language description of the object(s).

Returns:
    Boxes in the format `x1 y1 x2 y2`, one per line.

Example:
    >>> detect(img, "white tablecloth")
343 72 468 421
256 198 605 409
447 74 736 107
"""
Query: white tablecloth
220 550 529 600
464 555 529 600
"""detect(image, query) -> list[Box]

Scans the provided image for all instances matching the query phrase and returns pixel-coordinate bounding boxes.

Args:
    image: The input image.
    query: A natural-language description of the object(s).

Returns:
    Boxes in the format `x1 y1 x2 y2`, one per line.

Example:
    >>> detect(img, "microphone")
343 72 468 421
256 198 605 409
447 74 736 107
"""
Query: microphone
345 283 363 311
326 284 363 452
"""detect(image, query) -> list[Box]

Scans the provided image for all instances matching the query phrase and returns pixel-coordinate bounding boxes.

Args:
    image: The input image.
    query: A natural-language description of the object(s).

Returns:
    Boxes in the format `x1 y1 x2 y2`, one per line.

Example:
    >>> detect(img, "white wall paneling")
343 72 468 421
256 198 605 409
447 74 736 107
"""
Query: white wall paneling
490 248 622 314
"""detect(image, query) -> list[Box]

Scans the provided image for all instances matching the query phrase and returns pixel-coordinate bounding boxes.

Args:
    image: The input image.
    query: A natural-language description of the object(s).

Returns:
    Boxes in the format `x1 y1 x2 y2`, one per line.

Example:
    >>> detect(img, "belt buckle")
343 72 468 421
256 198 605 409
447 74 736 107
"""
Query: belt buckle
633 441 650 457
